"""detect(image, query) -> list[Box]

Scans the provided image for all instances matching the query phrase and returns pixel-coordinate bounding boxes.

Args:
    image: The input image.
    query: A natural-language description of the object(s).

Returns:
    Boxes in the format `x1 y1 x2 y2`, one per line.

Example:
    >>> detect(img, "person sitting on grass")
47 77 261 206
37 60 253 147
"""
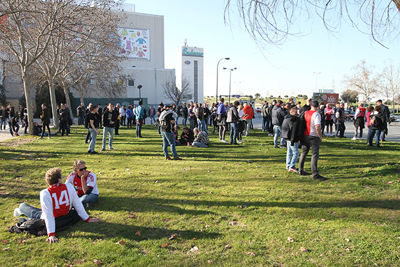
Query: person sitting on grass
13 167 99 243
192 127 210 148
180 127 194 146
66 160 99 207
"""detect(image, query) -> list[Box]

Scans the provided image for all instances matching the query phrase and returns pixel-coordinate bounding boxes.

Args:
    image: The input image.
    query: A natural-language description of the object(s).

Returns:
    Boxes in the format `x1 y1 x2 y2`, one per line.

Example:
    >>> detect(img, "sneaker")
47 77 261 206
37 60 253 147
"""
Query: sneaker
351 137 357 141
298 170 309 176
109 147 114 150
221 139 227 143
173 157 182 160
165 156 172 160
91 151 98 154
313 175 328 181
101 148 106 151
288 168 298 172
14 208 22 217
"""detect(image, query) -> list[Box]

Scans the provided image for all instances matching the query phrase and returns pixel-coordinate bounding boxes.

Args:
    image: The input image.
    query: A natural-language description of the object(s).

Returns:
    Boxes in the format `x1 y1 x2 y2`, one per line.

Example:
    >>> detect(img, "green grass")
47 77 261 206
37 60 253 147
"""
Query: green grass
1 126 400 266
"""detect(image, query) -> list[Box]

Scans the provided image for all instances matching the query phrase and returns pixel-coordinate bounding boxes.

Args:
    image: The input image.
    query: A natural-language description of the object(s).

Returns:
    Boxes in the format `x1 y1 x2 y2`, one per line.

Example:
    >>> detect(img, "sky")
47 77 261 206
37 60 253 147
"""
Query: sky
126 0 400 99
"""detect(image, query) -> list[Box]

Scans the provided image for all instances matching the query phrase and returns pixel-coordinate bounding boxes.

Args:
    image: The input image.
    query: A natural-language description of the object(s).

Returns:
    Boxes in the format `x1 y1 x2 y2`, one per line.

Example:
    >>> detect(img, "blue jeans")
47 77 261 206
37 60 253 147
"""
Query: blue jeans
102 127 114 149
161 131 178 158
230 122 238 144
286 141 299 169
192 141 208 148
150 116 156 124
136 118 143 137
197 119 208 134
88 128 97 152
18 203 42 219
368 128 382 146
80 193 99 205
273 125 285 147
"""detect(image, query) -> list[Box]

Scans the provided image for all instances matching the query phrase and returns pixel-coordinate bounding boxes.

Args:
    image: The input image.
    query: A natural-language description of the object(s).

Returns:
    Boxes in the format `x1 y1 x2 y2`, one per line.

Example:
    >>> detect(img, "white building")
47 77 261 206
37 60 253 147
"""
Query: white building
176 44 204 103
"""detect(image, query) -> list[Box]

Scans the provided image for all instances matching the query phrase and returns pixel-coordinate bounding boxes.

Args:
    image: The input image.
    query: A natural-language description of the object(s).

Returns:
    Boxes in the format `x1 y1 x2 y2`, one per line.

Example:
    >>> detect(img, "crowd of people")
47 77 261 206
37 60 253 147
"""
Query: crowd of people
5 97 395 242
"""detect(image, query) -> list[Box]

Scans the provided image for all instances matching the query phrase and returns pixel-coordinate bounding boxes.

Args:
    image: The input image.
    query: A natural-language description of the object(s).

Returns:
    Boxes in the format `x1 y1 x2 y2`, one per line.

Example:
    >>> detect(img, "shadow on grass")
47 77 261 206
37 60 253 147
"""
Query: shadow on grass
98 196 216 216
100 196 400 211
71 221 220 241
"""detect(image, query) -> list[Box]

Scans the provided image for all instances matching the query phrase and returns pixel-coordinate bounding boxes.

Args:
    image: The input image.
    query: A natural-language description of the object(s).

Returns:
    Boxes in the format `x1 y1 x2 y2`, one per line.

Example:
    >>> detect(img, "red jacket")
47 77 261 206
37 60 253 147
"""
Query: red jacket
243 105 254 120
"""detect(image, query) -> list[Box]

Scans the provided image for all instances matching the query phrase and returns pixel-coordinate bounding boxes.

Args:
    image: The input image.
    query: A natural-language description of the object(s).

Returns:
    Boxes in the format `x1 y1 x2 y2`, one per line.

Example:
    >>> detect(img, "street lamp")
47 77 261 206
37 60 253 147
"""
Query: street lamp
216 57 230 103
223 67 237 104
137 84 142 100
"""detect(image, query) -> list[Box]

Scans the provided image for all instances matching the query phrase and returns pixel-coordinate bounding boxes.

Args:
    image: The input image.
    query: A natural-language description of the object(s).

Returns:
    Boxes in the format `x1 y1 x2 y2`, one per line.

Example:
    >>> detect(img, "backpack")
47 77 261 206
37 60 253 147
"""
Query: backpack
370 113 382 128
9 218 46 236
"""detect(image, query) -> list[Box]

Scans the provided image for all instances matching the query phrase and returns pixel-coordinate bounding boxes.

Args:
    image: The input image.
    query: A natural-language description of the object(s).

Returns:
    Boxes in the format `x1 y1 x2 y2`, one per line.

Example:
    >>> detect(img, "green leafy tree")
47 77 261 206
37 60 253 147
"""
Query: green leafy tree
341 89 359 103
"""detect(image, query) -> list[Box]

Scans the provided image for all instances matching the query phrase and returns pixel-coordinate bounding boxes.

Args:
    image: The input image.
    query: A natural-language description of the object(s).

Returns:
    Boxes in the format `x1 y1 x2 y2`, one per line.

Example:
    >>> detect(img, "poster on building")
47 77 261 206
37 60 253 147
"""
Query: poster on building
118 28 150 60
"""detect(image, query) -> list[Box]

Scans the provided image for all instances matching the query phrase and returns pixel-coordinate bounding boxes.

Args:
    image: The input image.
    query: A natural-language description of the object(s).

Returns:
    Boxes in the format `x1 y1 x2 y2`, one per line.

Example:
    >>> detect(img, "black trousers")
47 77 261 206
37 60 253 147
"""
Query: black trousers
41 123 51 137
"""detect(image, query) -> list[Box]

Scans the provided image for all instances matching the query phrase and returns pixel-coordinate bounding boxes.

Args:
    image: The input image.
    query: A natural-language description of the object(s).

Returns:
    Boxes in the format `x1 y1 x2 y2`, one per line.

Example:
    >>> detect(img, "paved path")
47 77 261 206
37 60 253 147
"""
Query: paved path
1 116 400 143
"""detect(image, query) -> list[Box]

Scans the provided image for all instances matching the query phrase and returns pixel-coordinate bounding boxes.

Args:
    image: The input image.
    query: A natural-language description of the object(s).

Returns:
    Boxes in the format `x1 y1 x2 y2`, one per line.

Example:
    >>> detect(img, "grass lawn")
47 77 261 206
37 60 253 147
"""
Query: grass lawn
1 125 400 266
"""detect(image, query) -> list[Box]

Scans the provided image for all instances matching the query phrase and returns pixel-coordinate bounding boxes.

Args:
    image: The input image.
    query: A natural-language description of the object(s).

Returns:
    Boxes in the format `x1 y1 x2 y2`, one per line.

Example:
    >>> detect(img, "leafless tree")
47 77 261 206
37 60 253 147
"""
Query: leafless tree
163 79 191 106
225 0 400 46
344 60 381 102
381 64 399 110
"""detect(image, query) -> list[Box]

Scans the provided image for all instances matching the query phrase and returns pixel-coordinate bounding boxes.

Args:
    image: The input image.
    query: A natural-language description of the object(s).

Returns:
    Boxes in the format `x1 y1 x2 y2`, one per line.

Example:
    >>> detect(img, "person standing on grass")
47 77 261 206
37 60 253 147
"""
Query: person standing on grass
376 100 390 141
148 105 156 125
324 104 334 136
298 100 326 180
13 167 99 243
159 105 181 160
282 106 301 172
0 105 7 130
353 103 366 140
134 100 145 138
119 105 126 126
335 103 346 138
40 104 51 139
261 100 270 132
87 105 100 154
226 100 239 145
114 104 120 136
157 102 164 134
59 104 68 136
66 160 99 207
102 103 117 151
126 105 134 128
195 103 208 134
243 102 254 136
77 103 85 126
181 102 188 126
367 105 384 147
217 98 228 142
272 100 286 148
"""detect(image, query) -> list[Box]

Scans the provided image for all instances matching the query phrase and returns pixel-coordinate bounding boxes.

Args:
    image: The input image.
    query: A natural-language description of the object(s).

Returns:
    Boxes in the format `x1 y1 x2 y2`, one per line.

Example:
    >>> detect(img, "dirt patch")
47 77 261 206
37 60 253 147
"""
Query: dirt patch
0 137 37 147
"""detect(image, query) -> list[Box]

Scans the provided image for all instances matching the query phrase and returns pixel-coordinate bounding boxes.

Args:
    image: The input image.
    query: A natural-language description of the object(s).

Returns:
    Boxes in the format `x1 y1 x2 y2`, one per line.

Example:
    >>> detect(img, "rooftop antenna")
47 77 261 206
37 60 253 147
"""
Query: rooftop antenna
184 39 188 47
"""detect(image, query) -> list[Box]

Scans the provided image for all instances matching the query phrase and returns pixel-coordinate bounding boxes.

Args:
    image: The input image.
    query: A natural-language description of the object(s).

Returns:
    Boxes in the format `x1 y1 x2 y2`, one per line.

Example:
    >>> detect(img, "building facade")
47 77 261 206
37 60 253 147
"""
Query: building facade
176 44 204 103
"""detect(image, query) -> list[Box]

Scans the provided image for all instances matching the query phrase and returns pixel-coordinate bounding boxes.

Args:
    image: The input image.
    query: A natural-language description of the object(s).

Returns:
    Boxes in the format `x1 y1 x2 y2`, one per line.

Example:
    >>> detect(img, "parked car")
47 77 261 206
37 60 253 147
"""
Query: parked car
344 110 354 121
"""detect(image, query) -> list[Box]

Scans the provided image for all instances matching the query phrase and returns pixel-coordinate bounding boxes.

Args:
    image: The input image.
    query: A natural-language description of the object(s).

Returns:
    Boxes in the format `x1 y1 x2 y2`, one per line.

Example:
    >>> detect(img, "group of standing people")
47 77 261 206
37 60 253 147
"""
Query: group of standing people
0 104 28 136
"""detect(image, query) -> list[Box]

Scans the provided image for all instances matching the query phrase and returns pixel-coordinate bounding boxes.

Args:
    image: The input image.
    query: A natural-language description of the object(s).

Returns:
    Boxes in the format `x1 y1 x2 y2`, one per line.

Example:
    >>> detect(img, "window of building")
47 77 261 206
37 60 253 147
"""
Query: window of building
128 79 135 87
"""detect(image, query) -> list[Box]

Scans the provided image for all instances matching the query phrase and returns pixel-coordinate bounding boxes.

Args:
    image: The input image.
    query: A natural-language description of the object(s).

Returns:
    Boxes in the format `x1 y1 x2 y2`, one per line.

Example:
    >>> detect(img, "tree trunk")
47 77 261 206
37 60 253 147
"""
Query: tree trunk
394 0 400 11
63 85 74 120
48 80 59 129
21 69 33 135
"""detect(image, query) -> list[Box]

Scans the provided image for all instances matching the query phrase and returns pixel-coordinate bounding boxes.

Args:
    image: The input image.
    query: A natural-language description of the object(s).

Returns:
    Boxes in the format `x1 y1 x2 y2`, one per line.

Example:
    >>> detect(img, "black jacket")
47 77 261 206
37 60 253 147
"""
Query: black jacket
103 108 118 128
282 114 302 143
271 105 286 126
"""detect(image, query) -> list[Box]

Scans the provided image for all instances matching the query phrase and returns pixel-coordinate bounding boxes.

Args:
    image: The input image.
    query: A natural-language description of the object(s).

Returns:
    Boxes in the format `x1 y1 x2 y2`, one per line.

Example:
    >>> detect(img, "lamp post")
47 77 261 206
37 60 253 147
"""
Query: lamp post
313 72 322 92
223 67 237 104
216 57 230 103
137 84 142 100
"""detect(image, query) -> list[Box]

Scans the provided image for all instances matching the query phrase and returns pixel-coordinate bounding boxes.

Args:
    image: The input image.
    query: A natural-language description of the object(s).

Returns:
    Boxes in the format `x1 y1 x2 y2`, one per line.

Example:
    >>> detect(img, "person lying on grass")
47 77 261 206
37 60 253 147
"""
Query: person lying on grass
14 167 99 243
66 160 99 208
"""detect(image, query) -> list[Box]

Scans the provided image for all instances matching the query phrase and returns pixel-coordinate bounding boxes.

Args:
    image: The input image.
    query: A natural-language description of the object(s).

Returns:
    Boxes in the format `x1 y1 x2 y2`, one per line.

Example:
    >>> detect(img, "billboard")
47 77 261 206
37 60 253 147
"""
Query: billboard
313 92 339 105
119 28 150 60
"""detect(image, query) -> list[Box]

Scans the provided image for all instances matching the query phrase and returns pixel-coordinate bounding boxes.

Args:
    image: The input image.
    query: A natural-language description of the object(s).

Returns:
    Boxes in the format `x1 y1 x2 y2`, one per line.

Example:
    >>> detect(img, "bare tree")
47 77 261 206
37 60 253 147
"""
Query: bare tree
344 60 381 102
0 0 76 134
225 0 400 46
381 64 400 110
163 79 191 106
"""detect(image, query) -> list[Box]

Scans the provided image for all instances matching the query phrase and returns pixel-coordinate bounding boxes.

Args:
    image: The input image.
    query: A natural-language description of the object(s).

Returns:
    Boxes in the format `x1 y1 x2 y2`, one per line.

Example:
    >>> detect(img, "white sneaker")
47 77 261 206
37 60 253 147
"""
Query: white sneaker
14 208 22 217
351 137 357 141
221 139 227 143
